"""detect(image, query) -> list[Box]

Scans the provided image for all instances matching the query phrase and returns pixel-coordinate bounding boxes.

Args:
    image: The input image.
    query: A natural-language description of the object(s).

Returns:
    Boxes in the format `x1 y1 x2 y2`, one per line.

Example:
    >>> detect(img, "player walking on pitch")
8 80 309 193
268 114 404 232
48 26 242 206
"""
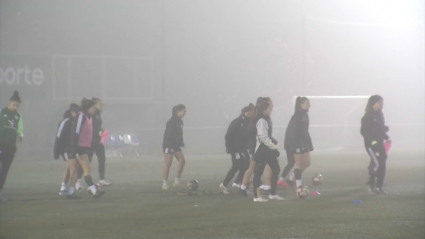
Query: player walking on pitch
252 99 284 202
361 95 390 194
220 103 254 194
162 104 186 190
54 103 81 195
280 97 313 195
67 98 105 199
0 91 24 202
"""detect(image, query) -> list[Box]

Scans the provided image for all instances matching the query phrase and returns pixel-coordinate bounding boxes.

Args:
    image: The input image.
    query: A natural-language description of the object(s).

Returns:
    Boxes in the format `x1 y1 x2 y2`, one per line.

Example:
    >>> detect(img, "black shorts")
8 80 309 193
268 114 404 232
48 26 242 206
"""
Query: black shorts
289 147 310 155
67 147 92 159
163 146 182 154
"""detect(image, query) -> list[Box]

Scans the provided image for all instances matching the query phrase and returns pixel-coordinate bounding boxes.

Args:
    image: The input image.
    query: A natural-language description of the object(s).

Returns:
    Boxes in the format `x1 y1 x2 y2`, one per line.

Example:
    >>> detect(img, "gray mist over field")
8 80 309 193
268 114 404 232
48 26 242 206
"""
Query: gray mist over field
0 0 424 156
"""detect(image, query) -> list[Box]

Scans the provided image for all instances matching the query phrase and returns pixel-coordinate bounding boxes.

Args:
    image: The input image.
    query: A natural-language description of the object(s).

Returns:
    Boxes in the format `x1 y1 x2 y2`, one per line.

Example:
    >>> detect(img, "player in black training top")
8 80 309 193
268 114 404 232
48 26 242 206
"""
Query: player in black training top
280 96 313 192
162 104 186 190
219 103 254 194
88 97 112 186
54 103 79 196
361 95 390 194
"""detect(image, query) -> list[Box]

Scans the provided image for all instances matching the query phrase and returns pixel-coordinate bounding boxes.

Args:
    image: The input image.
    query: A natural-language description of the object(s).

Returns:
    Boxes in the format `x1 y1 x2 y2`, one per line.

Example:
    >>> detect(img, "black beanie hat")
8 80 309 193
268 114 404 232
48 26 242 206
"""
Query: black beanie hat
10 91 21 103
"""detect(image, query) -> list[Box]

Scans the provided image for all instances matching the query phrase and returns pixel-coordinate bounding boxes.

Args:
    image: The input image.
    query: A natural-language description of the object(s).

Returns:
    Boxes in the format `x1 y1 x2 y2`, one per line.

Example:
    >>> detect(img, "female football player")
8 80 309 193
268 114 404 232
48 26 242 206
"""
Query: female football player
162 104 186 190
281 96 313 192
252 99 283 202
361 95 390 194
88 97 111 186
54 103 79 195
0 91 23 202
239 97 273 197
219 104 254 194
67 98 105 199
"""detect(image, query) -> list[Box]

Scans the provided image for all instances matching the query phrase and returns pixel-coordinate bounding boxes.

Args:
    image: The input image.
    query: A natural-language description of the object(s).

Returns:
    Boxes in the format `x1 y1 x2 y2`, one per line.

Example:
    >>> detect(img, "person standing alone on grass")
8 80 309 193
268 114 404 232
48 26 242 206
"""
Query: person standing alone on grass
0 91 24 202
162 104 186 190
252 99 284 202
361 95 390 194
219 103 254 194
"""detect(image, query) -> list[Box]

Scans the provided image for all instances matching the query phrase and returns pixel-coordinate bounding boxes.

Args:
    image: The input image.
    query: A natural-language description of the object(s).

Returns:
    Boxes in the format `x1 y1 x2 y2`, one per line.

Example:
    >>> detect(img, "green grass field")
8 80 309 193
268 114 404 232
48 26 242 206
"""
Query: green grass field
1 150 424 239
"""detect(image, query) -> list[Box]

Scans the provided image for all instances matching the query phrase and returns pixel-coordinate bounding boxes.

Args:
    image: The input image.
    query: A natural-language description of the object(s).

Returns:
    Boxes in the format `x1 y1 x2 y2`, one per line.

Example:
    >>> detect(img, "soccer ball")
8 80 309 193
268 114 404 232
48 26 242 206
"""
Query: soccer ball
187 180 199 191
312 174 323 186
296 185 310 199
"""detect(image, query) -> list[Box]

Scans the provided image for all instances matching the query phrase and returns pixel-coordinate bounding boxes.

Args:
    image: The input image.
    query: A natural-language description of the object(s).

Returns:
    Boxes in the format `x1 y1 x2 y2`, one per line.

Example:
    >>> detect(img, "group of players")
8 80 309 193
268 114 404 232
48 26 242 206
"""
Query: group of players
0 91 390 202
161 95 391 202
53 97 112 199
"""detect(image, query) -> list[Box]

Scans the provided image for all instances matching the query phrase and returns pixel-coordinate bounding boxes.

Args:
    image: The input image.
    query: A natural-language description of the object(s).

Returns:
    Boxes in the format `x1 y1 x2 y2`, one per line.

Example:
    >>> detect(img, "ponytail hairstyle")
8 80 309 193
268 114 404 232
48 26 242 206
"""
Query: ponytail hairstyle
92 97 101 104
294 96 309 113
254 97 272 120
172 104 186 118
365 95 383 113
80 98 95 113
10 91 21 103
254 100 270 122
241 103 255 116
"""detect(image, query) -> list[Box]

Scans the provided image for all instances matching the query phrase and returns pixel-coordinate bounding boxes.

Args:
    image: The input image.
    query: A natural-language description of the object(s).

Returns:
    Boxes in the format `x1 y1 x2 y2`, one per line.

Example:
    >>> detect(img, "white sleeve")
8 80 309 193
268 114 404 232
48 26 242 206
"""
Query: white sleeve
256 119 277 150
56 118 69 138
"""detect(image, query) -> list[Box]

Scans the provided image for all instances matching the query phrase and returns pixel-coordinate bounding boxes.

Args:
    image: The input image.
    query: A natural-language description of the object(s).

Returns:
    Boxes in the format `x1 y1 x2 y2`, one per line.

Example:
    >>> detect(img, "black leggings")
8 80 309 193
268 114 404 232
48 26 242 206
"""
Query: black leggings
280 149 295 178
0 145 17 191
222 152 249 187
253 147 280 197
366 144 387 188
78 143 106 180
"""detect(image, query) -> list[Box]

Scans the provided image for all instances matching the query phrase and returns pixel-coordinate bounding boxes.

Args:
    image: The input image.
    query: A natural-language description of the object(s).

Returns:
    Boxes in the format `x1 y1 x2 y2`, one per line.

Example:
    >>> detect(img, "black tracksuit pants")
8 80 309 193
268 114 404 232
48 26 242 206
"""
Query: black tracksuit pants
0 145 17 191
365 143 387 188
222 151 249 187
253 145 280 197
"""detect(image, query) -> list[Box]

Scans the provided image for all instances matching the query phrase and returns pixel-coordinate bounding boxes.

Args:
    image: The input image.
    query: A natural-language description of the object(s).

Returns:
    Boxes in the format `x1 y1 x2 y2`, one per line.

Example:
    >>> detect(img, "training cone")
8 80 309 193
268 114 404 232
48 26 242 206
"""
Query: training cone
351 199 363 204
384 140 392 154
311 191 320 196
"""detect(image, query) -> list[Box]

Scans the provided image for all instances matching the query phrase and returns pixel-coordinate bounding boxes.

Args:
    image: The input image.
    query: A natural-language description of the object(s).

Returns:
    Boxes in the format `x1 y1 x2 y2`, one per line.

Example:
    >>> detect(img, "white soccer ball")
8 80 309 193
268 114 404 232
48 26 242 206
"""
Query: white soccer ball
312 174 323 186
296 185 310 199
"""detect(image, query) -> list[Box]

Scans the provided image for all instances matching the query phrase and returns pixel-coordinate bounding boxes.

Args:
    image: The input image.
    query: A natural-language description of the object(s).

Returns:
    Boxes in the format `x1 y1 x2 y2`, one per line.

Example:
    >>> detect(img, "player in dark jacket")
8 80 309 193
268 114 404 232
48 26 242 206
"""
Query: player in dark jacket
279 96 313 192
219 104 254 194
162 104 186 190
0 91 23 202
361 95 390 194
54 104 79 195
88 98 111 186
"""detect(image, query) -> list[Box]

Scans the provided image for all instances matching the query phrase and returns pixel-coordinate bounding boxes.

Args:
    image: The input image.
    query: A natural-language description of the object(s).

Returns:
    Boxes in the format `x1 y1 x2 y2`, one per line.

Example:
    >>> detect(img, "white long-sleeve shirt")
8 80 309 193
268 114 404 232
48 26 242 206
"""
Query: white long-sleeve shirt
255 118 277 153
